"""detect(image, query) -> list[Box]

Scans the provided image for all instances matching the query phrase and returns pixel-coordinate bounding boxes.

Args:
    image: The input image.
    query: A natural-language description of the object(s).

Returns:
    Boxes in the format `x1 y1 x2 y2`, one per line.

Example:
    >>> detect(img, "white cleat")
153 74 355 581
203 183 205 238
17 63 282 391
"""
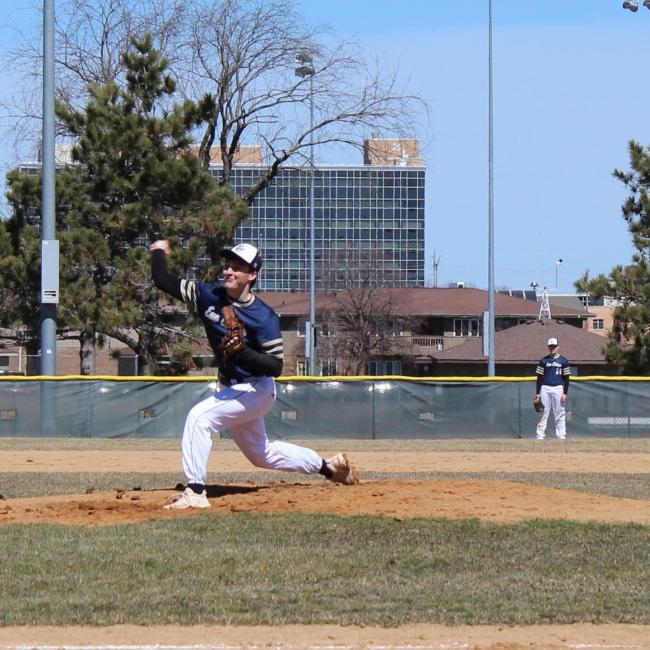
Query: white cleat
163 487 211 510
325 452 360 485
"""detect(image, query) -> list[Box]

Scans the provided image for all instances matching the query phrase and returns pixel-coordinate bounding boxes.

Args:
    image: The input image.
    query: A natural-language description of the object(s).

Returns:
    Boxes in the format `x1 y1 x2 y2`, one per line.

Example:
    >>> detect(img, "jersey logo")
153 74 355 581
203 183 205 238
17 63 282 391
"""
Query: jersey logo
204 306 223 324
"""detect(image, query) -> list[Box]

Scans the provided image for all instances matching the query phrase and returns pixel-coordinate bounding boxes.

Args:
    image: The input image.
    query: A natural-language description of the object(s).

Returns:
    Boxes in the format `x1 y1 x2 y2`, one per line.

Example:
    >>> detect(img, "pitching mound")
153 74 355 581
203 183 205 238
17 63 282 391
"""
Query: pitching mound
1 478 649 526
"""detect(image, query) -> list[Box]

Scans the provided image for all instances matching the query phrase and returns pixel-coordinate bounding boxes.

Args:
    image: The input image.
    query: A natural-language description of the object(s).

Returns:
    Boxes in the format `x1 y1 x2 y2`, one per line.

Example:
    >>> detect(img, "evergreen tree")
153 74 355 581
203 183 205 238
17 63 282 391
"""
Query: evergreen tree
575 140 650 373
0 171 42 369
3 35 248 374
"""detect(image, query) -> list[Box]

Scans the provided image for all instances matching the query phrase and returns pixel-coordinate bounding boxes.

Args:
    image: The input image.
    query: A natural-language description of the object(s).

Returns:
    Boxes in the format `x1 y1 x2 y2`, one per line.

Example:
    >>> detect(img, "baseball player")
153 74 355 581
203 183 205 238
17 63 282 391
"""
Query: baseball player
149 239 359 509
535 337 571 440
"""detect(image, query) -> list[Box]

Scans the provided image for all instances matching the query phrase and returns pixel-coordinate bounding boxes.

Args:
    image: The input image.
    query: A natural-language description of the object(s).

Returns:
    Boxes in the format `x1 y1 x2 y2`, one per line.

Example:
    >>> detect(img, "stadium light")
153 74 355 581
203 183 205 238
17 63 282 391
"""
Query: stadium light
623 1 650 10
295 52 316 376
487 0 496 376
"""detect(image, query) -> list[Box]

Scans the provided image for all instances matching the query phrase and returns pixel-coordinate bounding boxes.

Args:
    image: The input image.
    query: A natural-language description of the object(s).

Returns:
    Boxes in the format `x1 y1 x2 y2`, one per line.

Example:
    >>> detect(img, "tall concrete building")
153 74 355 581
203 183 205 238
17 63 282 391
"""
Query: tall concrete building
213 139 425 292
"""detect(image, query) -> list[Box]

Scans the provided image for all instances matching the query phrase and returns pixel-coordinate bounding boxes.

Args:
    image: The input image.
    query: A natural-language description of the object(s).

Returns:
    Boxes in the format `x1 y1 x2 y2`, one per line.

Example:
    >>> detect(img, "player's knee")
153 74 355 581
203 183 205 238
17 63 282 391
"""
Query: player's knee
244 446 272 468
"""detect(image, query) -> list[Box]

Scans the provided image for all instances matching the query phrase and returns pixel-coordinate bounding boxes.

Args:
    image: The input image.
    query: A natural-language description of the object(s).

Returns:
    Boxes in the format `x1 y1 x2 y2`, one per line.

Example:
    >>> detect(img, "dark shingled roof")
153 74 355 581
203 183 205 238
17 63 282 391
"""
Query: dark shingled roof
432 320 610 365
257 287 590 319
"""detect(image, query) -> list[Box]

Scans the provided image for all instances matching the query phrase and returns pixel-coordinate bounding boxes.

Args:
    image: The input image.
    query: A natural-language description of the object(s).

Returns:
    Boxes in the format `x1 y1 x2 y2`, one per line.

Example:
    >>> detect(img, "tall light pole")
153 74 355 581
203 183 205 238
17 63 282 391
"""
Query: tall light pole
555 258 563 290
40 0 58 437
295 52 316 376
487 0 496 376
41 0 58 376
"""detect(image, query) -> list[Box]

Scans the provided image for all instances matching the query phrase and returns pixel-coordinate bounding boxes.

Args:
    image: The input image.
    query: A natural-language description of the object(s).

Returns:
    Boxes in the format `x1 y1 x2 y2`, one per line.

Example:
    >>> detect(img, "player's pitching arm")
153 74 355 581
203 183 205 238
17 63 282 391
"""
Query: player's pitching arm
149 239 282 378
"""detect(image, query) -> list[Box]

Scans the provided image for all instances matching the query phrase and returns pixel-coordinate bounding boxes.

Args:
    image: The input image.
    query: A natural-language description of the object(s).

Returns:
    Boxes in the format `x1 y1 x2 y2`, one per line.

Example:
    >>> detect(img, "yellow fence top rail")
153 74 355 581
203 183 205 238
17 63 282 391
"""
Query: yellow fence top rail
1 374 649 382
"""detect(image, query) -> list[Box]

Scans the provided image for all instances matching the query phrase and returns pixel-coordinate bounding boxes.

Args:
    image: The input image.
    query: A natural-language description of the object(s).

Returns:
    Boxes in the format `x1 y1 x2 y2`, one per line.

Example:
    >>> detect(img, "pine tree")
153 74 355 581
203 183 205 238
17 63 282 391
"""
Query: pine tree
0 171 42 370
575 140 650 373
3 35 248 374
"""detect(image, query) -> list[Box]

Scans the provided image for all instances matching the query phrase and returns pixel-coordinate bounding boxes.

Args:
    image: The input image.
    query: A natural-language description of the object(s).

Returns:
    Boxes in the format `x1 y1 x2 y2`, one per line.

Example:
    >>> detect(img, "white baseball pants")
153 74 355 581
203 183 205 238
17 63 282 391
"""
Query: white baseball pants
536 384 567 439
179 376 323 485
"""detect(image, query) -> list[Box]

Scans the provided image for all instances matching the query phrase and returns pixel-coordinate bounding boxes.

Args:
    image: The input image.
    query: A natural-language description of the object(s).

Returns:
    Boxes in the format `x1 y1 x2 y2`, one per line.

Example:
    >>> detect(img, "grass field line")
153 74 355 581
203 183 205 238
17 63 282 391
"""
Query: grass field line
0 641 648 650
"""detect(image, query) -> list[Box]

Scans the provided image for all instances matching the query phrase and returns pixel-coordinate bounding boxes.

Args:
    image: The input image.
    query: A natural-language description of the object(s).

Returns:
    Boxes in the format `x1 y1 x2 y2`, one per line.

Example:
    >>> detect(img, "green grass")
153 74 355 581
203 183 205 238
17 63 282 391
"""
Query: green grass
0 514 648 626
1 470 648 501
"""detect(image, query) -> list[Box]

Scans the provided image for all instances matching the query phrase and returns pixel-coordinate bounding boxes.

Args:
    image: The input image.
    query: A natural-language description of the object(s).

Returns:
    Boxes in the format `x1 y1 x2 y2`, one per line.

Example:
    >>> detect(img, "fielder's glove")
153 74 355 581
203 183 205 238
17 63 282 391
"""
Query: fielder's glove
220 305 246 360
533 394 544 413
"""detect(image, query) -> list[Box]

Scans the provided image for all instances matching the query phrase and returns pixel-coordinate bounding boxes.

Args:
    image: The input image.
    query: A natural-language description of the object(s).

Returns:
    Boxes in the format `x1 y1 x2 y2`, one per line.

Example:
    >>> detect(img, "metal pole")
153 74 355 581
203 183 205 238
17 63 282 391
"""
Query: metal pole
487 0 496 376
40 0 58 437
308 74 316 376
41 0 58 375
41 0 57 376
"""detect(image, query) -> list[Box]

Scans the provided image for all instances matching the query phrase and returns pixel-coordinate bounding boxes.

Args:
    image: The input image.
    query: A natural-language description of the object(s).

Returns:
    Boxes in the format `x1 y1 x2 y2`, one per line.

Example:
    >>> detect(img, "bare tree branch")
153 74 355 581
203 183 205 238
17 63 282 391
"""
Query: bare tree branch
1 0 428 208
0 0 188 152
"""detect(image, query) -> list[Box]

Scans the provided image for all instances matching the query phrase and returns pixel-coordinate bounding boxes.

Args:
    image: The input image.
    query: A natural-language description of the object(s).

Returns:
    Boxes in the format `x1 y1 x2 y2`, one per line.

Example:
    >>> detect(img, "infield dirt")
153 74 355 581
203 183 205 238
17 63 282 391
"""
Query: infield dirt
1 444 649 526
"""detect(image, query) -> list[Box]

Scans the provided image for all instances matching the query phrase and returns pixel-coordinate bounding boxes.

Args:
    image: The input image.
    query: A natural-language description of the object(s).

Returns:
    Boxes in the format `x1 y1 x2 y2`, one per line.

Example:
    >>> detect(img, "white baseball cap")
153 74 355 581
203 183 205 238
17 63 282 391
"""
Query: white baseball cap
547 337 558 346
221 243 262 272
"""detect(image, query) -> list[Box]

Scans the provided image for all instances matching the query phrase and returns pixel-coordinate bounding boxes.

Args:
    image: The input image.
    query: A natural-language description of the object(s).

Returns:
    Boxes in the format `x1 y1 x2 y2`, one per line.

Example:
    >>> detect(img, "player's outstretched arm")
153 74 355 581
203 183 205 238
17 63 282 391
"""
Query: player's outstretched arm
149 240 183 301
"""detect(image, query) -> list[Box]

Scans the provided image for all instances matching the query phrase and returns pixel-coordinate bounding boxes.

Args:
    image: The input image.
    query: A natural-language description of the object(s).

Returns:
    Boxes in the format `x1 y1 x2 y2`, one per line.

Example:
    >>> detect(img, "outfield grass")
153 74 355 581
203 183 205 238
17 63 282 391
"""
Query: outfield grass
0 514 648 626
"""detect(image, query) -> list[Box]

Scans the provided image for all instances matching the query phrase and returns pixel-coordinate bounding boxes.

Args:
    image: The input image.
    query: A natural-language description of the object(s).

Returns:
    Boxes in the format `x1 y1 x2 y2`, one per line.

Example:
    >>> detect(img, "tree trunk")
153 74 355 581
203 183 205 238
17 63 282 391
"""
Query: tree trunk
79 327 96 375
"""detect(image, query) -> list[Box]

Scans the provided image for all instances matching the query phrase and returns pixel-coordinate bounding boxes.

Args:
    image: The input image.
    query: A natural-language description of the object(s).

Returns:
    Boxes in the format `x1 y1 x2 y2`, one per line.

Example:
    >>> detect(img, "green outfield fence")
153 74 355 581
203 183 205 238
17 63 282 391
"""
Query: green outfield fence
0 375 649 439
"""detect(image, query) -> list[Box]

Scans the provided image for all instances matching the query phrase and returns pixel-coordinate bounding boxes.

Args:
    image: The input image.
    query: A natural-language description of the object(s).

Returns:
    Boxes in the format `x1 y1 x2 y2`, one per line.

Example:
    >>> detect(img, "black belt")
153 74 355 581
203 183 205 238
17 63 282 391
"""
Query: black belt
219 375 262 386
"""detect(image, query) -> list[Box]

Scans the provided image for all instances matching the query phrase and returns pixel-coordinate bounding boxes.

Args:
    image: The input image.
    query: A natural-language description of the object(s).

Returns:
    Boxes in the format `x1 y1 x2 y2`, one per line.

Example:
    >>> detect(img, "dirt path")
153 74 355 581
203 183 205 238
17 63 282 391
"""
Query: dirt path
0 622 649 650
2 449 649 473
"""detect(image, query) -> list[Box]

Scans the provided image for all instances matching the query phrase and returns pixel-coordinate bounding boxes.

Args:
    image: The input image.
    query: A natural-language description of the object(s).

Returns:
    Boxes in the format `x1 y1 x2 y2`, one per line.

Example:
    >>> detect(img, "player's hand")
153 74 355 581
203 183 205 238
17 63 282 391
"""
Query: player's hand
149 239 171 255
560 394 567 404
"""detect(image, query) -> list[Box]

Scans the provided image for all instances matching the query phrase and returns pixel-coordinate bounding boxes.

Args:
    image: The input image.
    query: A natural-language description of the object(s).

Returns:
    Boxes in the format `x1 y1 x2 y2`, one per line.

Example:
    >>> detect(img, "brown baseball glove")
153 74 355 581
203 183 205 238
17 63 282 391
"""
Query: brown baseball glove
220 305 246 360
533 394 544 413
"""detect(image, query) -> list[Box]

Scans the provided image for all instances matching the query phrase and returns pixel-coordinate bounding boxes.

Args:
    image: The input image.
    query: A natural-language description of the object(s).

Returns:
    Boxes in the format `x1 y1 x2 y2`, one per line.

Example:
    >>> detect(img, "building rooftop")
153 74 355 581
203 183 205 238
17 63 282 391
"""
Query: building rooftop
257 287 592 319
431 319 610 365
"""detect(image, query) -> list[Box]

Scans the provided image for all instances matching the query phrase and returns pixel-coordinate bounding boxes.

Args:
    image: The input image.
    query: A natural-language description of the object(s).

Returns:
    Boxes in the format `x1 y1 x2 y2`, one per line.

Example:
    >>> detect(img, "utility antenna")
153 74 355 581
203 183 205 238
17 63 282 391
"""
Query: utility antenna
539 286 552 321
432 251 441 288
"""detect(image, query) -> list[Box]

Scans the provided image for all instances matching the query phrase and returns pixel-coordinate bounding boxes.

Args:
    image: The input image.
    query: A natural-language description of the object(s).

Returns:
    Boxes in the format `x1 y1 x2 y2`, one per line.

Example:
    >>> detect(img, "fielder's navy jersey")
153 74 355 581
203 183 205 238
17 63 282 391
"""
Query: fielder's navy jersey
180 279 283 382
536 354 571 387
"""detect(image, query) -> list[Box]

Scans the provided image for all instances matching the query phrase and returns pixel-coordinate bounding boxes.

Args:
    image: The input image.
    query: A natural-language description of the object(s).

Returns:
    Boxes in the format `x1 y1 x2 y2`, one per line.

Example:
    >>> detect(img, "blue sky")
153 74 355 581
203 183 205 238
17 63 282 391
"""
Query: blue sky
2 1 650 292
301 0 650 291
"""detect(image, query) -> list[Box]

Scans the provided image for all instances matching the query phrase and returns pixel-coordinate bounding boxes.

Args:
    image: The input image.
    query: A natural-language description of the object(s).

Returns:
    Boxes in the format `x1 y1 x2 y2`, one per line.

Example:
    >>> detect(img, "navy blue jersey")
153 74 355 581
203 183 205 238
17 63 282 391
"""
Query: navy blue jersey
536 354 571 387
180 280 283 382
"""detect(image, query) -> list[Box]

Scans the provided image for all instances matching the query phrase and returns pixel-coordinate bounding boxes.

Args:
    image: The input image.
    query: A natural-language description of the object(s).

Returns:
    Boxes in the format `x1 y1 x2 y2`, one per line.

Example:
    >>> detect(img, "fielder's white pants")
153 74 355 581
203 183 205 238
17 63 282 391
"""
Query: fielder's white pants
536 384 567 439
180 376 323 485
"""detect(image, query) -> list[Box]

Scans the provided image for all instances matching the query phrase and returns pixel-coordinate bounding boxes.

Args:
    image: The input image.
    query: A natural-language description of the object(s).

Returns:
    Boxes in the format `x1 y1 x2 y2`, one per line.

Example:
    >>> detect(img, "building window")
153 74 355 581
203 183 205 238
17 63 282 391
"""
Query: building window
321 359 337 375
454 318 481 337
592 319 605 330
296 360 307 376
368 360 402 375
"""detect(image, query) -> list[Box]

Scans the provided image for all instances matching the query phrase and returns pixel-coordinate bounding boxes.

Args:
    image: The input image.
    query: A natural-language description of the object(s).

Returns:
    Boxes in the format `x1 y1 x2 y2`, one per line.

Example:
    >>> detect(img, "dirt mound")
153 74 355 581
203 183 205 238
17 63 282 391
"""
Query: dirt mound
1 478 649 526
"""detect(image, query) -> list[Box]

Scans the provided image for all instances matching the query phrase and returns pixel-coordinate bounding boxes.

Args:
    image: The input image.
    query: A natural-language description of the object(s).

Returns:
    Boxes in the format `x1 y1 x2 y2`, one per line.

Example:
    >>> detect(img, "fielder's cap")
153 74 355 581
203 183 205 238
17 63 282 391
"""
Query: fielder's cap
221 243 262 272
547 337 558 346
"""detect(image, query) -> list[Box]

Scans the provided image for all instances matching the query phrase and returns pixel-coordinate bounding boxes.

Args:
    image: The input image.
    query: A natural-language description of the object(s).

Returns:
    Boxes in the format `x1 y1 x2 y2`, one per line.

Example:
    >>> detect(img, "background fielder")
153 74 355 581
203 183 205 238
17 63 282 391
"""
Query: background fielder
149 239 359 509
535 336 571 440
